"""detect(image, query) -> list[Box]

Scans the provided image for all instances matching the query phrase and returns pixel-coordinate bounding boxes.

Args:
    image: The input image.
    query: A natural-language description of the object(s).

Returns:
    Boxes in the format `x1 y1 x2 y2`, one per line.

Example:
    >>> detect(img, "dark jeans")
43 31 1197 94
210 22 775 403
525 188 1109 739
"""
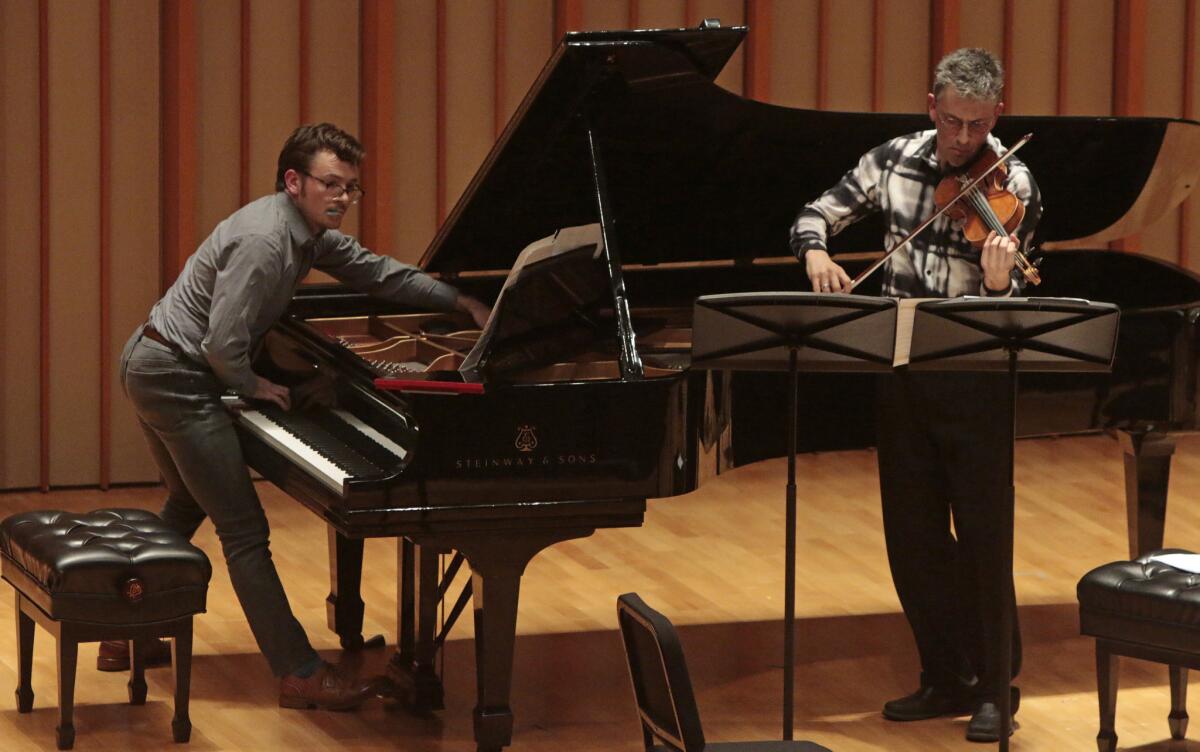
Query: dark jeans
876 369 1022 702
120 329 318 677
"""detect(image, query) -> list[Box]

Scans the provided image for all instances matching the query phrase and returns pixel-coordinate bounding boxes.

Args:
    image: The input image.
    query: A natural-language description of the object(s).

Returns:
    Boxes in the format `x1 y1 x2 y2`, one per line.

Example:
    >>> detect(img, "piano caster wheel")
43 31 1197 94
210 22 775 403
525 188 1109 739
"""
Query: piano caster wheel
340 633 386 651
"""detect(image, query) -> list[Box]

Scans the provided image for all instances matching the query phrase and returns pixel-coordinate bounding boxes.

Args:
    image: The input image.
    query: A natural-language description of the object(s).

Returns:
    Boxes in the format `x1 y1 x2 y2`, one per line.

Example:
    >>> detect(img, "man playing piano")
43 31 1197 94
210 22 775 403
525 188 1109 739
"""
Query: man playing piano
790 49 1041 742
114 123 489 709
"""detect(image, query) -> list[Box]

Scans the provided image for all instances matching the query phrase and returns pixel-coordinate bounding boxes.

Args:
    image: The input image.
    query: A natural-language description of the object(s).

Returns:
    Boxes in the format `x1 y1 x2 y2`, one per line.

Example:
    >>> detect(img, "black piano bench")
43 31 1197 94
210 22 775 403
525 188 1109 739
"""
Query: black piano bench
0 509 211 749
1078 549 1200 752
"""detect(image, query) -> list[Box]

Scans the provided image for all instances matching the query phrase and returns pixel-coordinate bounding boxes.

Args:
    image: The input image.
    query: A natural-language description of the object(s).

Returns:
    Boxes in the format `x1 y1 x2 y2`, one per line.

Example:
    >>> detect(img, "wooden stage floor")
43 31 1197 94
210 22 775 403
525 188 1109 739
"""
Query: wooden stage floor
1 433 1199 750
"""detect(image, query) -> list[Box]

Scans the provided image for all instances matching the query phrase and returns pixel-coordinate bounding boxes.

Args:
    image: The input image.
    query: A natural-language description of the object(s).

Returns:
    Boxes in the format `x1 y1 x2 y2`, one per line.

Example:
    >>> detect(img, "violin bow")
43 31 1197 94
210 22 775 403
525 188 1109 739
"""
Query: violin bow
847 132 1034 291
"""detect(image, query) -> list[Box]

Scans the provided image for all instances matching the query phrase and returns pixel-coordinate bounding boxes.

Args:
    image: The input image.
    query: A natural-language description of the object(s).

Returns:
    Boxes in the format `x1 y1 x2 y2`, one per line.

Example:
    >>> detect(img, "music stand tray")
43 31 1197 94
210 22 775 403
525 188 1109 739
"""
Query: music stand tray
692 291 900 373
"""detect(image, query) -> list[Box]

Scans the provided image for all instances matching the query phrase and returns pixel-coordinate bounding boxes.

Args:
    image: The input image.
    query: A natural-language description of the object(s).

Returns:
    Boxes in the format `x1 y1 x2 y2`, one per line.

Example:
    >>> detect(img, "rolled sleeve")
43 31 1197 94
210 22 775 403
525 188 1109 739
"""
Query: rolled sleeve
790 146 884 261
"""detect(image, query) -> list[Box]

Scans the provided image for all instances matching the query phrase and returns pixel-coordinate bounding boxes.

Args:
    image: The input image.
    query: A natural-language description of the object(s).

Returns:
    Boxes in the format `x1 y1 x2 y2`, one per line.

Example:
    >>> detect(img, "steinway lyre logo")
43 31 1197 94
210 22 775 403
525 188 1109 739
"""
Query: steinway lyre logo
515 425 538 453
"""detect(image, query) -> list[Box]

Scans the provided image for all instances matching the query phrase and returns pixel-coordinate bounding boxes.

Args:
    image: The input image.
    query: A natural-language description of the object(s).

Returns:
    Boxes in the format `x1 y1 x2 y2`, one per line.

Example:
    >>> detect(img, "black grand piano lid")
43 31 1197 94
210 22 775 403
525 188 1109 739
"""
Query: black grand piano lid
420 24 1200 276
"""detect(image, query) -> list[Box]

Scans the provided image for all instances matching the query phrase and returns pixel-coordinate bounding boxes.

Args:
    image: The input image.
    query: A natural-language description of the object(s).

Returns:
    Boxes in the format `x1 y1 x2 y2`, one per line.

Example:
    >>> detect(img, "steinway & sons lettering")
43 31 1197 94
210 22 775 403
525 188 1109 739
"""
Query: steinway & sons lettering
454 453 599 470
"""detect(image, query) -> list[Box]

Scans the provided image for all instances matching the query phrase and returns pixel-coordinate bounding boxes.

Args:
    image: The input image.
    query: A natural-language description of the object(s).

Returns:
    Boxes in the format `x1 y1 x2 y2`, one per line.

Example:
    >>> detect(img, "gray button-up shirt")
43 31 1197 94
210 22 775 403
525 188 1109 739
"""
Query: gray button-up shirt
147 192 460 395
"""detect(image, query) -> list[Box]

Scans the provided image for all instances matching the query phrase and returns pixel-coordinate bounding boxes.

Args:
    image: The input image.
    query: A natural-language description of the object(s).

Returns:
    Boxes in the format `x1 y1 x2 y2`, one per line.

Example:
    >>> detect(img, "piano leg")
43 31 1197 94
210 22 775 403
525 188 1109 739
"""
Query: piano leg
325 528 385 650
388 540 445 713
1119 429 1176 558
398 538 415 667
446 527 596 752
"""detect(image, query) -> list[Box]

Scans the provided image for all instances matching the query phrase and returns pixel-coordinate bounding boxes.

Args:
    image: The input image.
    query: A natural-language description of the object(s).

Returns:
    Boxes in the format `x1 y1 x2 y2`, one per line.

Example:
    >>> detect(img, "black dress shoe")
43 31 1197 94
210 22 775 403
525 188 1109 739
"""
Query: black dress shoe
966 696 1021 743
883 684 973 721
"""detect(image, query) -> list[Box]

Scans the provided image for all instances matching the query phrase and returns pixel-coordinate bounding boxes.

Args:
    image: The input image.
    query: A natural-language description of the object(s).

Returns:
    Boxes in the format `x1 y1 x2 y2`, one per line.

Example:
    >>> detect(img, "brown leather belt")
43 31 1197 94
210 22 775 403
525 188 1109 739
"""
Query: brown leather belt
141 325 177 351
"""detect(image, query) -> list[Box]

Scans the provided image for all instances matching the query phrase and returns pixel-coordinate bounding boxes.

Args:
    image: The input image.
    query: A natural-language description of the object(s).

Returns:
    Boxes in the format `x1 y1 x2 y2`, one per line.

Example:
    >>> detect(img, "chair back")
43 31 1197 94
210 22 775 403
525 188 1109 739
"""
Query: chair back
617 593 706 752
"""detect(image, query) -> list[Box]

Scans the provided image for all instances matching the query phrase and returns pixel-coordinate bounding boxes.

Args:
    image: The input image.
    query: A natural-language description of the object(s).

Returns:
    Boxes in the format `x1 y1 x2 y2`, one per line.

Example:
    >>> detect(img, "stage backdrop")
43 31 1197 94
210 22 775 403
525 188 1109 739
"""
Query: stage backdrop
0 0 1194 490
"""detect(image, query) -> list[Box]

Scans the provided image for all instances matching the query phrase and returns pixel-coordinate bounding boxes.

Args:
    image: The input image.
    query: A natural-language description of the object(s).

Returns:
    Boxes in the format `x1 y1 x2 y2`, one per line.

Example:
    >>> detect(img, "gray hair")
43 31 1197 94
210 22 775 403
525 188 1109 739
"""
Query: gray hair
932 48 1004 102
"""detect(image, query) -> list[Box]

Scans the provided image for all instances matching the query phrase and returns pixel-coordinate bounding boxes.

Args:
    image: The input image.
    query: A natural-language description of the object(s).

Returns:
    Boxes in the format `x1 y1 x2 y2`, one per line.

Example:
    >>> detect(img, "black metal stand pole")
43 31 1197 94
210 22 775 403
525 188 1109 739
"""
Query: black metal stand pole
783 346 798 741
998 348 1018 751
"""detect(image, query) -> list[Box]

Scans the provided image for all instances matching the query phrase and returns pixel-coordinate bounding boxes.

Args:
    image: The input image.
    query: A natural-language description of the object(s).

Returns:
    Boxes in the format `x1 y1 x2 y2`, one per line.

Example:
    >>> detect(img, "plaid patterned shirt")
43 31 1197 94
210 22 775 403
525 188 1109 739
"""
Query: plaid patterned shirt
790 129 1041 298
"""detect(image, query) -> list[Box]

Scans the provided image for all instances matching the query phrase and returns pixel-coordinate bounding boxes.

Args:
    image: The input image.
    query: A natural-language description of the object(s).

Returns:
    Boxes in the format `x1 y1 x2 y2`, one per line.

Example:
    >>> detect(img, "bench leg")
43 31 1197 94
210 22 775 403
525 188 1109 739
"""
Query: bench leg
171 622 193 743
1170 665 1189 740
15 595 34 712
1096 644 1119 752
56 637 77 750
128 639 148 705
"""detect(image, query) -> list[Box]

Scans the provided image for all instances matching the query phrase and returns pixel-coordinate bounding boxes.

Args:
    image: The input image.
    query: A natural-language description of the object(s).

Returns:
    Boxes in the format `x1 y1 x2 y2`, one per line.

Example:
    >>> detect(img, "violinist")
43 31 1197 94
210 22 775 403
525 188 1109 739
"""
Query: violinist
790 48 1041 743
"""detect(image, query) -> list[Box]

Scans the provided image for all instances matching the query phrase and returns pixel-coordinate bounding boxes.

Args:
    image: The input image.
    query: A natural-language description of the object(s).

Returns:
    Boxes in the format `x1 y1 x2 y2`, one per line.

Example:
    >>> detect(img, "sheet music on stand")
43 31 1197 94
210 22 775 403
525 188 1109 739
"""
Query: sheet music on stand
459 224 605 379
892 297 930 367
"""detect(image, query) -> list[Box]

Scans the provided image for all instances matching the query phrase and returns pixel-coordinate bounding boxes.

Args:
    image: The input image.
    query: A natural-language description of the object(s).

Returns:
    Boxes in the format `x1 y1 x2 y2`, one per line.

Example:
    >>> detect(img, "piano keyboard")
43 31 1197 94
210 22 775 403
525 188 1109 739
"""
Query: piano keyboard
235 404 408 495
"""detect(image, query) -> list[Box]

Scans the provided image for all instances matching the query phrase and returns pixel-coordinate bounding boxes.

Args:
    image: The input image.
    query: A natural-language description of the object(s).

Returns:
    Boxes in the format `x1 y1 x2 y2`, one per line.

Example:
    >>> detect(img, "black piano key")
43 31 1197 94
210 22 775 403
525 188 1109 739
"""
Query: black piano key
255 405 386 479
304 410 406 472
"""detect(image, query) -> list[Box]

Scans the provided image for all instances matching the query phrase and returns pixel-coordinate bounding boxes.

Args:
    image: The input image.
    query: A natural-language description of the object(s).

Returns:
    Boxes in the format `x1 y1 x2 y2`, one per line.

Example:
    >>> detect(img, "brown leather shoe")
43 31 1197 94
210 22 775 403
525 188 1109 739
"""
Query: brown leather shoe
96 639 172 672
279 662 378 711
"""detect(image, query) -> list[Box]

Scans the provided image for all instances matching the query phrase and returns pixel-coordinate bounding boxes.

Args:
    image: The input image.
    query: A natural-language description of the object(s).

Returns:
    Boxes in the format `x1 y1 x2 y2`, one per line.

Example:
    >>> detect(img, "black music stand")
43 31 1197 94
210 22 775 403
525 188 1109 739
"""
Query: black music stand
691 291 901 741
905 297 1119 751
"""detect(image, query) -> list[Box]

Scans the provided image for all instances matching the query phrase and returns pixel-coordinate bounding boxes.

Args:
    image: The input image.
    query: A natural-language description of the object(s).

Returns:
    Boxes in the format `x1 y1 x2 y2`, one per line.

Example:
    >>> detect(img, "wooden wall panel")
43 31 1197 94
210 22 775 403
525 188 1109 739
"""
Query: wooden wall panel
1189 1 1200 274
197 1 241 244
878 0 930 113
825 0 873 112
581 0 626 31
1009 0 1058 114
501 0 554 135
0 0 42 490
308 0 361 240
392 0 437 265
161 0 198 289
46 0 101 486
1063 0 1114 115
359 0 394 258
1140 0 1188 264
639 0 686 28
247 0 300 201
1145 2 1187 118
770 0 819 109
6 2 1200 490
959 0 1005 61
108 0 160 483
443 3 497 224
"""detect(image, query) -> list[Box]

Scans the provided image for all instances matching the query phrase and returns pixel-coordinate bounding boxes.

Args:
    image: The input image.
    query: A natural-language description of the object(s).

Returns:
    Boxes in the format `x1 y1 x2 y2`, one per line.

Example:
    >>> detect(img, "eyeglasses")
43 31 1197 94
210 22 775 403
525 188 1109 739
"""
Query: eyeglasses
301 171 365 204
936 111 993 135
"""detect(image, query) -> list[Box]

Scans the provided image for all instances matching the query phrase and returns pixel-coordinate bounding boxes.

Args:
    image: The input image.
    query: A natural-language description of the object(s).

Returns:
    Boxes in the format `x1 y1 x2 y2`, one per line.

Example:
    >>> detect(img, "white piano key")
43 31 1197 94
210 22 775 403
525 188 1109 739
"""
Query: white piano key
237 410 348 495
332 409 409 461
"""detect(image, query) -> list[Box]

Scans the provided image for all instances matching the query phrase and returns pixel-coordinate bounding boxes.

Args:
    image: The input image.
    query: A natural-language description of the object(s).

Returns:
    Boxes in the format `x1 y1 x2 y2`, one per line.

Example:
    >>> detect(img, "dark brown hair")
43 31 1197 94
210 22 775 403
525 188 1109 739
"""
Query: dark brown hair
275 123 365 191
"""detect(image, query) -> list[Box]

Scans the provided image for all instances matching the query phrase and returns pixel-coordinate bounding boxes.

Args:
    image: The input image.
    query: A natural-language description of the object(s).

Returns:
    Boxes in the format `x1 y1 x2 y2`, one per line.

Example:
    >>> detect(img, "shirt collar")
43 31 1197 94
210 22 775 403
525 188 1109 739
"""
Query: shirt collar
917 130 1006 173
276 191 318 249
915 129 941 170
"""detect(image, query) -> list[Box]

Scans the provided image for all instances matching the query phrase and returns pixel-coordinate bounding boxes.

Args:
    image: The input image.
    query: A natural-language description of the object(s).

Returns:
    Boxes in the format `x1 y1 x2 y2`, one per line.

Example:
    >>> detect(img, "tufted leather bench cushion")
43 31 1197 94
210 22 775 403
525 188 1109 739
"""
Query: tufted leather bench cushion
1078 548 1200 655
0 509 211 626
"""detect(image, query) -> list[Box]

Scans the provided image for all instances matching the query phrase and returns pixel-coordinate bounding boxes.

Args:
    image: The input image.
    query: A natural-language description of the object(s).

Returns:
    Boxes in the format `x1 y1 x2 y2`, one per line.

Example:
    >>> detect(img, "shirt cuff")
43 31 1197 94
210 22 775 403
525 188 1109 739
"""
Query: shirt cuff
981 278 1015 297
793 243 829 264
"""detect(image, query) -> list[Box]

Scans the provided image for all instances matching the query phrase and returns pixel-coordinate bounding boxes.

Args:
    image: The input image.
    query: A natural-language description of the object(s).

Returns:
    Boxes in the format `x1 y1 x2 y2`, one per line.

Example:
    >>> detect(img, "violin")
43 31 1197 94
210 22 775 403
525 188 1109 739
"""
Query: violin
934 147 1041 285
849 133 1041 290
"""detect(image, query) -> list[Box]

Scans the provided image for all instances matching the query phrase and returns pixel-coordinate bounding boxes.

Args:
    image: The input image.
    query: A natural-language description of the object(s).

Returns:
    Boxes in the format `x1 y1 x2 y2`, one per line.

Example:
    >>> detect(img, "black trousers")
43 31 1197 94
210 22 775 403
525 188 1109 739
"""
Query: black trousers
876 369 1022 701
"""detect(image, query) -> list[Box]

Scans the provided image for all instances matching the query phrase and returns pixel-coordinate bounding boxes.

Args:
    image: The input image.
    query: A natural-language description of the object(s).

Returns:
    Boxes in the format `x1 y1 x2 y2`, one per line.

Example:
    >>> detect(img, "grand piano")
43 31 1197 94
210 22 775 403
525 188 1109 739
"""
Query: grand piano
232 23 1200 752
